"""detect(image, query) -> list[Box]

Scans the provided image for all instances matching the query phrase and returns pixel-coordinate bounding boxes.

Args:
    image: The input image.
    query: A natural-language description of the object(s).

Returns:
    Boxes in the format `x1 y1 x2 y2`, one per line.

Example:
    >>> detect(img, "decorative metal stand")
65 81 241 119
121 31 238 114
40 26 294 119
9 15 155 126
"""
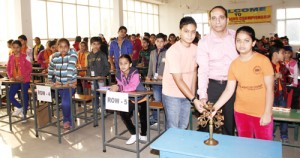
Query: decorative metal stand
197 102 224 146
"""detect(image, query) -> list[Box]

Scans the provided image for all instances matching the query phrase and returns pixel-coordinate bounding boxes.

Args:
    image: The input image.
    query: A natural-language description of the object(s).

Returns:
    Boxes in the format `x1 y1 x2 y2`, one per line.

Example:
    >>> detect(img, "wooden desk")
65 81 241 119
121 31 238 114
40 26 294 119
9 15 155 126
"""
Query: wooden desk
31 72 48 83
142 80 162 85
31 83 91 143
98 89 155 158
150 128 282 158
0 79 32 131
273 109 300 147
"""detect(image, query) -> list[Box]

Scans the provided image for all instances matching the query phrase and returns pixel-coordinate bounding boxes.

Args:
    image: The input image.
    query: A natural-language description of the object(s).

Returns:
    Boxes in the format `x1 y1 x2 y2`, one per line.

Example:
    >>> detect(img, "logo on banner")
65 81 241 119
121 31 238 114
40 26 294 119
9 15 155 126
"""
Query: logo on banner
36 85 52 102
105 91 129 112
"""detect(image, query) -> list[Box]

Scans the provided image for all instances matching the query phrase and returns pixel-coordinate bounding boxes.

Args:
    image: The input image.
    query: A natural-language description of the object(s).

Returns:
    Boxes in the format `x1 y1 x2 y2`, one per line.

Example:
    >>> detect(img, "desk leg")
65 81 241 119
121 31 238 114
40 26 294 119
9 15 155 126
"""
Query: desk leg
55 89 61 144
100 92 106 152
93 80 98 127
135 96 140 158
114 111 118 136
5 84 12 131
32 86 38 137
20 83 25 120
146 95 150 142
70 88 75 128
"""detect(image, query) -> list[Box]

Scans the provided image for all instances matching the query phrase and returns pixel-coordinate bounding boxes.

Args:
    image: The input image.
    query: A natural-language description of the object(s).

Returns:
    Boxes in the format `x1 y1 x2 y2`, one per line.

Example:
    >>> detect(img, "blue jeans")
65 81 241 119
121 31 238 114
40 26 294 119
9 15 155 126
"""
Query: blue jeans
151 85 162 122
162 94 191 129
273 91 288 138
9 82 30 115
58 88 75 124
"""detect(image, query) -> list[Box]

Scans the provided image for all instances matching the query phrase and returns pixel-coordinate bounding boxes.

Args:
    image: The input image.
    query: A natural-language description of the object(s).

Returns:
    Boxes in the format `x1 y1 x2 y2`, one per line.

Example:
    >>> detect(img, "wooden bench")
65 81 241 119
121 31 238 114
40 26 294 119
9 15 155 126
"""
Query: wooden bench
149 101 165 134
73 94 94 123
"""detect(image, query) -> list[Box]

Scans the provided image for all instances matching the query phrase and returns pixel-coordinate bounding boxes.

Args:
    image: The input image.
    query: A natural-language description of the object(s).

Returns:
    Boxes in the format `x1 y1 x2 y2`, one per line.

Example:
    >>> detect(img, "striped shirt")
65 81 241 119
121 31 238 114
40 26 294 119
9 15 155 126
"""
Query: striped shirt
48 48 78 84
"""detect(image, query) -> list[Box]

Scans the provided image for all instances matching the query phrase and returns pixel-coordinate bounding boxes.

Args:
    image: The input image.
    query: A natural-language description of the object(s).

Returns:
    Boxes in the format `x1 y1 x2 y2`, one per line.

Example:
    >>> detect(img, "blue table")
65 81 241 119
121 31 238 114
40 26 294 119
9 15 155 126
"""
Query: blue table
150 128 282 158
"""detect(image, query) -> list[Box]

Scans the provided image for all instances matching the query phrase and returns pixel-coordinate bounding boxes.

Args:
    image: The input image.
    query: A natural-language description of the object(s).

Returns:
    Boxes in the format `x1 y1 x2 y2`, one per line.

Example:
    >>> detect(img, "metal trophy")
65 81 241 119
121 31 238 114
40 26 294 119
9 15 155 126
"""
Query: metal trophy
197 102 224 146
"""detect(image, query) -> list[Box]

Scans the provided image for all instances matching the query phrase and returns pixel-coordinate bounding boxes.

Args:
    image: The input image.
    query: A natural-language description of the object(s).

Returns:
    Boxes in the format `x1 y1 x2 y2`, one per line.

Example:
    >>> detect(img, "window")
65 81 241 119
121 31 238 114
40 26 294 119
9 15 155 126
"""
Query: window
184 13 209 36
277 8 300 45
123 0 159 34
31 0 114 45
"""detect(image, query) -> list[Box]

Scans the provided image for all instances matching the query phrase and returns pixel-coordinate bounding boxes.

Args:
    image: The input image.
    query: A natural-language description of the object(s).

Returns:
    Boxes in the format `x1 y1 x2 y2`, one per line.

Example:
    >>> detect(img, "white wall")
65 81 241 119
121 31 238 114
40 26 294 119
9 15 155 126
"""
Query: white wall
159 0 300 50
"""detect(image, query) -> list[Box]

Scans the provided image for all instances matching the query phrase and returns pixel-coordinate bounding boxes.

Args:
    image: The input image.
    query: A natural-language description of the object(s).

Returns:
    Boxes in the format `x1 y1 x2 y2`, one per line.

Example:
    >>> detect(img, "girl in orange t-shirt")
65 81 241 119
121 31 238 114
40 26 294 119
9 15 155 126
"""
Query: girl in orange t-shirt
76 41 89 95
211 26 274 140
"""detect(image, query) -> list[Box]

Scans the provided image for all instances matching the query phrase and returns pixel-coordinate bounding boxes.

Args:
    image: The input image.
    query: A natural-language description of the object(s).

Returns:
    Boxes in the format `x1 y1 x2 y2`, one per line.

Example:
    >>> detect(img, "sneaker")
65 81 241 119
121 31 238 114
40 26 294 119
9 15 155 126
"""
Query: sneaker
126 135 137 145
63 122 71 129
281 138 289 144
150 122 158 127
12 108 23 117
140 135 147 142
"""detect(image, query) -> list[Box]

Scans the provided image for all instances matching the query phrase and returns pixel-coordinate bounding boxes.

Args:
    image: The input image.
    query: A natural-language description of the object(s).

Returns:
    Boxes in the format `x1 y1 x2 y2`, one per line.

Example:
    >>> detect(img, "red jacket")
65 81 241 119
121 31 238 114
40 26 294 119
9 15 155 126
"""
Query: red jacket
7 54 32 83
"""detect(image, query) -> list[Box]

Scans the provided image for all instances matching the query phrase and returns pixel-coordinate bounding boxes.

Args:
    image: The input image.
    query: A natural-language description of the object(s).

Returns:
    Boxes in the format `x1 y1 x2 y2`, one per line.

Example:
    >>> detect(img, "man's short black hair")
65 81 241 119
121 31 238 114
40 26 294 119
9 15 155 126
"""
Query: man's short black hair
90 36 103 45
118 26 127 33
18 34 27 41
209 6 228 18
179 16 197 29
156 33 166 41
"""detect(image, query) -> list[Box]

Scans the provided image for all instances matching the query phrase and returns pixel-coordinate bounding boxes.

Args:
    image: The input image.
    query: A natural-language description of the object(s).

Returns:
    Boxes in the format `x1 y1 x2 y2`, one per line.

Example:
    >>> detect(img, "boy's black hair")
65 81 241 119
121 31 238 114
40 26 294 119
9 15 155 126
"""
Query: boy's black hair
150 34 156 37
119 54 132 64
142 38 150 44
209 6 228 18
90 36 103 45
118 26 127 33
12 40 22 47
75 36 82 42
156 33 166 41
18 35 27 41
131 34 136 37
7 39 13 44
144 32 150 38
179 16 197 29
48 40 57 47
268 42 284 60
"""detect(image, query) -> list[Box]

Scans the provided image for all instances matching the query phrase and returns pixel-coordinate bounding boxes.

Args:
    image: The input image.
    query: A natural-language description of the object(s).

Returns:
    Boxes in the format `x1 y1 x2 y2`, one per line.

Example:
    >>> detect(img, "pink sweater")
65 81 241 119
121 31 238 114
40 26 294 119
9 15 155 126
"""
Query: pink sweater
7 54 32 83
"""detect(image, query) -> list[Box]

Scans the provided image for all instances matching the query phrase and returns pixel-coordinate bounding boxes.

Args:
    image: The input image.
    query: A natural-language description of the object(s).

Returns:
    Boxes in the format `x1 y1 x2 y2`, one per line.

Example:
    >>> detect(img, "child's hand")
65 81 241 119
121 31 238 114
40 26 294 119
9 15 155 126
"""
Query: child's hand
260 112 272 126
10 77 16 81
16 76 23 82
110 85 119 92
145 77 151 81
157 75 163 80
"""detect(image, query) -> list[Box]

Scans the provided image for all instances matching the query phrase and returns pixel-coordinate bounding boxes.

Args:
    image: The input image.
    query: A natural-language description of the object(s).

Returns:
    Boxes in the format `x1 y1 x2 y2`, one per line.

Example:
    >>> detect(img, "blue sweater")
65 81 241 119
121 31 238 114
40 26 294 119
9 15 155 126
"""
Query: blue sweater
48 48 78 84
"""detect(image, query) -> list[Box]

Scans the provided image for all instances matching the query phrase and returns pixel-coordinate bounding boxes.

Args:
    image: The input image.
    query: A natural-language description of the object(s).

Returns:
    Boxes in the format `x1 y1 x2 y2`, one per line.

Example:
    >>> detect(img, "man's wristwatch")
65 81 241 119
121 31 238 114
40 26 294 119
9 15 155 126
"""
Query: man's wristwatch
190 97 196 104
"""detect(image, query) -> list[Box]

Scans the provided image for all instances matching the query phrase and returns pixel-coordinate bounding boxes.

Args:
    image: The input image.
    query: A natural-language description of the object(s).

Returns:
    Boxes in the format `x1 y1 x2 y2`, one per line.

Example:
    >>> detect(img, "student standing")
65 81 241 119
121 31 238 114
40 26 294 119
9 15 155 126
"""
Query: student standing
48 38 78 129
146 33 167 125
87 37 110 110
162 17 203 129
18 35 32 62
109 26 133 70
211 26 274 140
110 55 147 145
269 43 291 143
32 37 45 62
197 6 238 135
7 40 32 120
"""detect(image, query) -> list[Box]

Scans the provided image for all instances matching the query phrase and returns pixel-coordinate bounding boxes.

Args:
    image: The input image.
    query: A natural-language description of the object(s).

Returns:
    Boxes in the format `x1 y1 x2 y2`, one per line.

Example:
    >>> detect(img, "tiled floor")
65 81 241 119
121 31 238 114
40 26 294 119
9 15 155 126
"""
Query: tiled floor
0 107 299 158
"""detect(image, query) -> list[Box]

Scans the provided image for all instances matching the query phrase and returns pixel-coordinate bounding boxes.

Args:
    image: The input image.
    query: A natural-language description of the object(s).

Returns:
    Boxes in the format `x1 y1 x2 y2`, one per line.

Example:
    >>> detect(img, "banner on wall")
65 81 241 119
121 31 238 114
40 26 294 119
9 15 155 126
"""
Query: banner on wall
228 6 272 25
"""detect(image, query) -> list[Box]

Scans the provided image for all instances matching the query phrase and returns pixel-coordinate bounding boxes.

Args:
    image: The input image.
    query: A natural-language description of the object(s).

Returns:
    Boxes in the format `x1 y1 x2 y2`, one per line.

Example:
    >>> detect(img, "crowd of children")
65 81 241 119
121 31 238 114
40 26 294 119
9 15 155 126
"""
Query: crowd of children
2 5 300 145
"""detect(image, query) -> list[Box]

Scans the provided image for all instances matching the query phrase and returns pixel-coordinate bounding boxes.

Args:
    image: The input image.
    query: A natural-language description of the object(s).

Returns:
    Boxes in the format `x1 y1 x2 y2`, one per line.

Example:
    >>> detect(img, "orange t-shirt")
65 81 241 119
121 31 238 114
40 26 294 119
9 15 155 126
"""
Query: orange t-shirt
77 51 88 77
12 57 21 78
162 41 197 98
43 49 53 69
275 63 283 91
228 53 274 117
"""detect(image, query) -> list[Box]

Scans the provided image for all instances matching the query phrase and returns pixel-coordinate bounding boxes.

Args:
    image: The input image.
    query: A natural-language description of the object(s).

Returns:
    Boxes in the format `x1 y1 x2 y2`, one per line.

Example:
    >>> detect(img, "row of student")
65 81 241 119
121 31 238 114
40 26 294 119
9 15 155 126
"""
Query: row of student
6 5 298 145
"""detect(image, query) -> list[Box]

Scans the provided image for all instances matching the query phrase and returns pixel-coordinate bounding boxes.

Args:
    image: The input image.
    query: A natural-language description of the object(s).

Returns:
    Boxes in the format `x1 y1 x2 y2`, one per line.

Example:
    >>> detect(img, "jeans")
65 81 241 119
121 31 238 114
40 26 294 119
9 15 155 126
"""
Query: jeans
92 80 106 109
151 85 162 122
58 88 75 124
273 91 288 138
9 82 30 116
120 101 147 136
235 111 273 140
162 94 191 129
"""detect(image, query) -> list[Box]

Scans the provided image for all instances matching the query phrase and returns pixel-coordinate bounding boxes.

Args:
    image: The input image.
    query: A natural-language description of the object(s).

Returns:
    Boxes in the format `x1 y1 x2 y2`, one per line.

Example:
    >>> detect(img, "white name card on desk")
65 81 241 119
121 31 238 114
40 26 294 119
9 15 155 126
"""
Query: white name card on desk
105 91 128 112
36 85 52 102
